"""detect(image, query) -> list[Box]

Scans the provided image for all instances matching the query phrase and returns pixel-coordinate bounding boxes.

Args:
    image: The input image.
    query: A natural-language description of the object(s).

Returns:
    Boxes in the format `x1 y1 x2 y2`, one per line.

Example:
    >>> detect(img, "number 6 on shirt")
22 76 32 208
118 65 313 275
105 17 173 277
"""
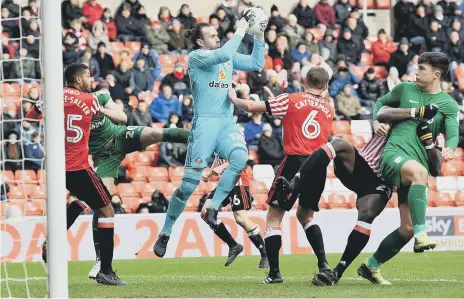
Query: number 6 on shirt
302 110 321 139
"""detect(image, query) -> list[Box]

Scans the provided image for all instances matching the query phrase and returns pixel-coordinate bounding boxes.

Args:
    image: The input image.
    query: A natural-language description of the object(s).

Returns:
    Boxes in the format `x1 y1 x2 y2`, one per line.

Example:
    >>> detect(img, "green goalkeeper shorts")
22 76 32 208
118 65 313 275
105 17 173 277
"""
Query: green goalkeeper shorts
380 149 414 188
93 126 145 179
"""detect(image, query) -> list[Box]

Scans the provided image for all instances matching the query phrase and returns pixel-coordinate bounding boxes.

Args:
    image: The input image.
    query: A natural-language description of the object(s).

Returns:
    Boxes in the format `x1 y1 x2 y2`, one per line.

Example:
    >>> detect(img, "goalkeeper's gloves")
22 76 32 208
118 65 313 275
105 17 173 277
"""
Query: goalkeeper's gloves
416 121 434 149
238 8 256 24
412 104 438 120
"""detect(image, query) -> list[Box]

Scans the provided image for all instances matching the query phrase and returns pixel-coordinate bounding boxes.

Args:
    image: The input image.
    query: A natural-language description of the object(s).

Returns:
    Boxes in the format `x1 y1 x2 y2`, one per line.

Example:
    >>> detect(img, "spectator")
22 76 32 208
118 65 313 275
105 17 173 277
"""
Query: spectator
318 28 337 61
244 113 264 148
448 31 464 84
1 7 19 39
2 131 22 172
104 73 125 102
24 0 39 17
291 61 302 74
417 0 435 16
110 195 125 214
119 48 136 68
146 20 170 54
177 4 196 30
371 29 397 66
22 35 40 59
314 0 336 29
409 5 428 49
136 204 151 214
168 19 188 54
18 119 36 142
69 19 88 51
216 7 232 33
2 48 16 80
347 8 369 40
209 14 225 40
132 43 161 80
359 67 386 107
0 178 9 202
116 0 142 17
115 4 145 42
389 37 414 78
159 113 187 166
268 5 286 33
320 48 336 72
270 35 293 70
63 32 80 65
437 0 458 18
114 60 135 96
264 70 284 101
22 100 33 117
130 100 152 127
271 117 283 142
431 5 451 29
336 83 362 120
407 54 419 74
61 0 85 29
283 14 305 49
394 0 416 41
273 58 288 88
426 20 447 52
266 29 277 56
344 17 367 47
301 53 333 79
135 5 150 28
25 20 40 38
161 62 191 96
80 48 102 82
181 96 194 124
24 132 43 171
449 18 464 40
337 28 362 65
150 85 181 123
158 6 174 30
263 43 274 71
286 73 304 93
292 0 316 29
82 0 103 28
383 67 401 92
133 58 155 94
15 48 40 80
247 68 267 97
303 30 320 55
93 42 114 77
2 107 18 137
21 8 33 36
26 86 40 102
2 0 20 17
87 20 110 52
234 83 253 123
221 28 248 55
101 8 117 41
258 123 284 168
150 190 169 213
329 66 360 98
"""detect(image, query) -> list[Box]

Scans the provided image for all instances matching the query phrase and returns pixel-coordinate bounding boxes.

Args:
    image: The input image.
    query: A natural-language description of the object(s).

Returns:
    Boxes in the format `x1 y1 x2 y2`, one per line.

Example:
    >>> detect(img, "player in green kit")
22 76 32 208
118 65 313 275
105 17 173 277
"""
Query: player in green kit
85 89 190 278
357 52 460 284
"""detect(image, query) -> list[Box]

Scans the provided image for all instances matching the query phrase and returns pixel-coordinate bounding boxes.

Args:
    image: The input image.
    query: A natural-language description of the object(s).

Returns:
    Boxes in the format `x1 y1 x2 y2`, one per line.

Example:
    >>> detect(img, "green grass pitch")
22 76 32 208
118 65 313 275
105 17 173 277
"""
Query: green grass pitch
1 251 464 298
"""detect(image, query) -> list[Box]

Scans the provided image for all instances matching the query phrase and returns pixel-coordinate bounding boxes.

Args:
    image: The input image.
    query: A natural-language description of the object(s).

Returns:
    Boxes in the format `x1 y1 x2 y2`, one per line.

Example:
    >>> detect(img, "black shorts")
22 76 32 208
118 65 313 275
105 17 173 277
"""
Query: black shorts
334 149 392 201
208 186 253 212
66 168 111 210
267 154 326 212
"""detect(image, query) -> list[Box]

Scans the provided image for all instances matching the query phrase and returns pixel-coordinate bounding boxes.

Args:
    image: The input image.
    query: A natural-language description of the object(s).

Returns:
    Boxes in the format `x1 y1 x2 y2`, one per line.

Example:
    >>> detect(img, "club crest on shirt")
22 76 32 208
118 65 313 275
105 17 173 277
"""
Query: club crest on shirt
218 70 226 81
195 157 203 164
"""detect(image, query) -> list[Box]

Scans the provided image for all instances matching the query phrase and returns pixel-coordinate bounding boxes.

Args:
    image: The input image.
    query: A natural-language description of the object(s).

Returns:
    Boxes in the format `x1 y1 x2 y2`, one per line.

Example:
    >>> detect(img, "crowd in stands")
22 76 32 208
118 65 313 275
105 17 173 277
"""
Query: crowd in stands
1 0 464 215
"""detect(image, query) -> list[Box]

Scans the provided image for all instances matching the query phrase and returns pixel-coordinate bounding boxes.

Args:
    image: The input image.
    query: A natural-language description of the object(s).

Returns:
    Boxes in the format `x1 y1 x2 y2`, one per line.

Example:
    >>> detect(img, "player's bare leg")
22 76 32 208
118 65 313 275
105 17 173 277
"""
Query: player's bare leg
201 198 244 267
140 127 190 148
233 210 268 268
358 202 413 285
400 160 436 252
95 204 126 285
263 206 285 283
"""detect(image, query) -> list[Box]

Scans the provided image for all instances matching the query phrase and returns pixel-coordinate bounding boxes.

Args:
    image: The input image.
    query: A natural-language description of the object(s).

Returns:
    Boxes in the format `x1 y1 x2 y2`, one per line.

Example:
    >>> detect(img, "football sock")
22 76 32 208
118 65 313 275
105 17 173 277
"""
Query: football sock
371 228 410 269
92 211 100 259
214 222 238 248
304 221 328 270
335 221 371 277
210 149 247 209
408 184 428 236
162 128 190 143
161 171 201 235
98 217 114 274
264 228 281 272
247 227 267 258
66 200 84 229
292 144 334 191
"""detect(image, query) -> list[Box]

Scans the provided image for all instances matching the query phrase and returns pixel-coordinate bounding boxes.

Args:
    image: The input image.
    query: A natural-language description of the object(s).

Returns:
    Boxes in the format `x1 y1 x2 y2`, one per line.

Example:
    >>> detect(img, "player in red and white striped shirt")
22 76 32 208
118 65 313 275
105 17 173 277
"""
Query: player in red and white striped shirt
200 154 268 268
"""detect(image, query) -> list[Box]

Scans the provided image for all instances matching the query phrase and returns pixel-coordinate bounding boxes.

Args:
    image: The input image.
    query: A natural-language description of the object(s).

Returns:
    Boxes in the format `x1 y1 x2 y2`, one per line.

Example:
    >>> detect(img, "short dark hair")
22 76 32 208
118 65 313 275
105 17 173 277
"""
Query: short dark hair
306 67 330 90
64 63 89 86
418 52 450 79
184 23 211 50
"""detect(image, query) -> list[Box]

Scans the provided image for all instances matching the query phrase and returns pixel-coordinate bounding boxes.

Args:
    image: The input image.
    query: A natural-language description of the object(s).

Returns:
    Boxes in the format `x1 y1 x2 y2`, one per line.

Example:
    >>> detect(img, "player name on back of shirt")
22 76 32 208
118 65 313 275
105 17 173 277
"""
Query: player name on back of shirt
295 93 332 119
64 87 97 116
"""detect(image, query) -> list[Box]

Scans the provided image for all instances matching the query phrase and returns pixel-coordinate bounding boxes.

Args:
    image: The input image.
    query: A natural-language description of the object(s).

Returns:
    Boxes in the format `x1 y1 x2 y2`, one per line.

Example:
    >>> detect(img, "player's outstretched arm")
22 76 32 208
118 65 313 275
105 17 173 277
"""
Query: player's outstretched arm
377 104 439 123
227 87 267 113
373 83 405 122
232 33 265 71
99 98 127 124
417 122 443 176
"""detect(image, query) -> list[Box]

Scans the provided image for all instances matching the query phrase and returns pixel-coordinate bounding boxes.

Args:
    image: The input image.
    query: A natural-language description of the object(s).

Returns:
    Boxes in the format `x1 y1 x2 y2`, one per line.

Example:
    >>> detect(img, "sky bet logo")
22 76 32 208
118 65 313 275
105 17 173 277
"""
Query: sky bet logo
425 215 464 236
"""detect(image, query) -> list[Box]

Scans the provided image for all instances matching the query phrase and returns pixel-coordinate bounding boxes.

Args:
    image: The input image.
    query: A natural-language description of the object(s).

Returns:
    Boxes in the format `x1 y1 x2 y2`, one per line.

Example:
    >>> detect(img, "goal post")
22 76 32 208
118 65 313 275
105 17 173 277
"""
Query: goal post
42 0 68 297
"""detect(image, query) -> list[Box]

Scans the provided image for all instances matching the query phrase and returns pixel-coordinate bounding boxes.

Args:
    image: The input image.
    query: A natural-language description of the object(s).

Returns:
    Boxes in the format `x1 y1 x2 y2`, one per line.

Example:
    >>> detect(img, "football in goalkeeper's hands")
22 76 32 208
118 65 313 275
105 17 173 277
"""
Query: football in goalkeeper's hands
246 7 268 35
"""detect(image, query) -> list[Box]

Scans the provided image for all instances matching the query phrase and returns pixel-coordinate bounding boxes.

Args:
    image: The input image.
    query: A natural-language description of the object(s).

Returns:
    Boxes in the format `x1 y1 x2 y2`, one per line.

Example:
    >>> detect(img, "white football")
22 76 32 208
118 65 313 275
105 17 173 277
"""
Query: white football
246 7 268 35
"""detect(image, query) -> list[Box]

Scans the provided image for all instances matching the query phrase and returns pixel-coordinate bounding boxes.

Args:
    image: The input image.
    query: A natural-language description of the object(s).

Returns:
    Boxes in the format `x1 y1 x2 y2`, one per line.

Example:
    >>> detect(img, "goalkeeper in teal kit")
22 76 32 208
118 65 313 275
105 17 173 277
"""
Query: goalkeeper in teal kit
154 11 265 257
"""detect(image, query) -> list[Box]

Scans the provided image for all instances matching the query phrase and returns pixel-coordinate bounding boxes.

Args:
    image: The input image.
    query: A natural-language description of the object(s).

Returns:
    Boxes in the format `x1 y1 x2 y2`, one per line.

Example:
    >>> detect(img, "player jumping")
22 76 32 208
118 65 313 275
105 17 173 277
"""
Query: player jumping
356 52 459 284
32 63 126 285
227 68 333 284
201 154 269 268
153 11 266 257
